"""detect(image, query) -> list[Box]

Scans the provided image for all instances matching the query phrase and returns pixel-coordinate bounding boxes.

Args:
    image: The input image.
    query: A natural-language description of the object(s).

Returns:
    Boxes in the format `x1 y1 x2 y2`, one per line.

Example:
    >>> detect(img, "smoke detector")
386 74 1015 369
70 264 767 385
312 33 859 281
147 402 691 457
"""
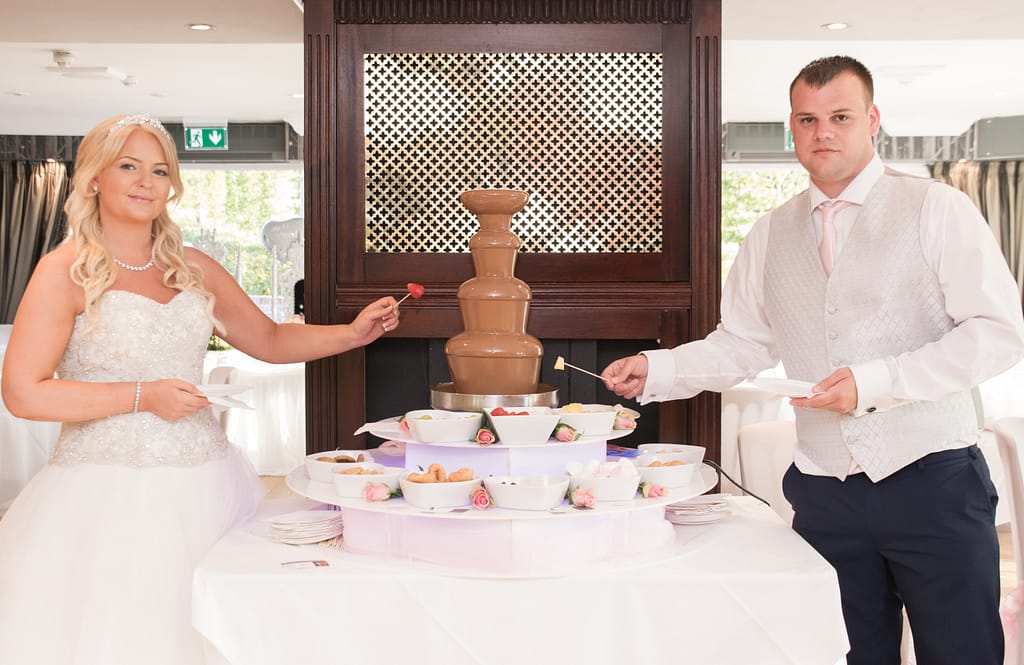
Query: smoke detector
46 49 133 84
52 50 75 68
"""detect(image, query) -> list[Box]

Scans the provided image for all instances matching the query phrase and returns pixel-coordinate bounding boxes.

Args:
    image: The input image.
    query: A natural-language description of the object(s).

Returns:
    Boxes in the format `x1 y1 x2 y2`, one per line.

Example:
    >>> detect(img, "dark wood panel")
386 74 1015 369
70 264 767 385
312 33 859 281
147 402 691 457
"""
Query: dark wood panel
363 253 665 283
336 0 691 24
360 23 663 53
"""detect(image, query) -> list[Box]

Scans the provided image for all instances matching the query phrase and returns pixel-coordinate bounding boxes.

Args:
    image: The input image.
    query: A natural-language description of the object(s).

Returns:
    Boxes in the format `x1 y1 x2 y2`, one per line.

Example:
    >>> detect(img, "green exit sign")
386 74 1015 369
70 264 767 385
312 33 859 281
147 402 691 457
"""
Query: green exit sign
184 126 228 151
783 126 794 151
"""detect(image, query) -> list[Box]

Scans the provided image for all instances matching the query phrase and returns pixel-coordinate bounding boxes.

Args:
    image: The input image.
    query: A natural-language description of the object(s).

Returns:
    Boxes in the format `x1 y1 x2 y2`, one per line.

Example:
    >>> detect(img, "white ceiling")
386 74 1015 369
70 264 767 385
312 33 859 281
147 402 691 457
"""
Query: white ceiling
1 0 1022 138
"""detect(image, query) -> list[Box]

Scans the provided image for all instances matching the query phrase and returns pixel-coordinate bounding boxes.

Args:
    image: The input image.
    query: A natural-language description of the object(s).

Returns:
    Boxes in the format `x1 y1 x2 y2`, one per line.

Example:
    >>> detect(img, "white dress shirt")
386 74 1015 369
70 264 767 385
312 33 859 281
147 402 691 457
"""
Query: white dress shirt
641 154 1024 477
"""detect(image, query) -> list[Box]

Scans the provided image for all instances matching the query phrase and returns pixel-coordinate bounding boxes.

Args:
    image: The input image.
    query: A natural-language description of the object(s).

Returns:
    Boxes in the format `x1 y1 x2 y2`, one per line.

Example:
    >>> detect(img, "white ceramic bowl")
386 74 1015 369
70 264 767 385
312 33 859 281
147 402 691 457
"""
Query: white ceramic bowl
636 444 706 466
399 474 481 509
404 409 483 443
635 455 698 488
487 406 560 445
305 450 376 483
554 403 618 437
331 463 403 498
483 474 570 511
569 472 641 502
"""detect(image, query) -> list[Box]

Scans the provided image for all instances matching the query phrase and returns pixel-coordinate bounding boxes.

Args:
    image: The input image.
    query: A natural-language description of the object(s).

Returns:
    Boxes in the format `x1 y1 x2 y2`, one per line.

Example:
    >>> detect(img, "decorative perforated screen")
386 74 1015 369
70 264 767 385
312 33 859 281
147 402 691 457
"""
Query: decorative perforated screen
364 52 663 253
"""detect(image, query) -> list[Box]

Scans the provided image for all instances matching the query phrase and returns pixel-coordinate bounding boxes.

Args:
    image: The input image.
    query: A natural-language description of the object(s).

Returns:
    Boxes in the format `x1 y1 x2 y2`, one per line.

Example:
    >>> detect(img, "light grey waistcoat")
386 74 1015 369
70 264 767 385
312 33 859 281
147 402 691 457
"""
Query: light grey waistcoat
763 169 978 481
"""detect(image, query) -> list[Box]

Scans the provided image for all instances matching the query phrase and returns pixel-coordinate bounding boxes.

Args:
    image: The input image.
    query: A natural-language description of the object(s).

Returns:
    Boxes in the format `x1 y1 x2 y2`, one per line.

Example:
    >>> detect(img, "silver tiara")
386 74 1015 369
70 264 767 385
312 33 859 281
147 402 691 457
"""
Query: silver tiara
107 114 172 140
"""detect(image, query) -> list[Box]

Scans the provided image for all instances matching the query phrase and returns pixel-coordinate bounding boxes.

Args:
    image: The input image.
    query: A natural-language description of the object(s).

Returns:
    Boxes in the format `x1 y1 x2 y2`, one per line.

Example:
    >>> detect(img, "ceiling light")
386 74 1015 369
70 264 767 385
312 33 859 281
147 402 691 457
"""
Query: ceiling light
821 22 849 31
187 23 215 31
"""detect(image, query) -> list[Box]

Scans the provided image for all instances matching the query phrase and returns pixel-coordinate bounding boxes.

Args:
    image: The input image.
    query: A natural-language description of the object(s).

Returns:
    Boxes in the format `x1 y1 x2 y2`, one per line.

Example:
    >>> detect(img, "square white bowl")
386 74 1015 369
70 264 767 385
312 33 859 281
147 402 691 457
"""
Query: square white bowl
399 474 481 509
635 456 698 488
483 474 570 511
331 463 403 498
487 407 560 445
553 404 618 437
305 450 376 483
404 409 483 443
636 444 705 465
568 473 641 502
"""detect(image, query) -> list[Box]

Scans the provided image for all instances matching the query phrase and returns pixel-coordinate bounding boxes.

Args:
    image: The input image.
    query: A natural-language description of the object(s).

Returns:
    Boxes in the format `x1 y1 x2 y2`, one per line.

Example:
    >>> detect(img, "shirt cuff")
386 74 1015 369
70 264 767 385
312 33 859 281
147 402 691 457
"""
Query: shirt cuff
848 358 900 416
638 349 676 405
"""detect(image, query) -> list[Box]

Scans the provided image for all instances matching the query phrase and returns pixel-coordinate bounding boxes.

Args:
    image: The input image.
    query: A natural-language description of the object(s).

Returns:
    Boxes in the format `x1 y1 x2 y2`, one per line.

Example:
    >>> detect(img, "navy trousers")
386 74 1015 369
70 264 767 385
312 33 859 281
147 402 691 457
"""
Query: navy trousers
782 445 1003 665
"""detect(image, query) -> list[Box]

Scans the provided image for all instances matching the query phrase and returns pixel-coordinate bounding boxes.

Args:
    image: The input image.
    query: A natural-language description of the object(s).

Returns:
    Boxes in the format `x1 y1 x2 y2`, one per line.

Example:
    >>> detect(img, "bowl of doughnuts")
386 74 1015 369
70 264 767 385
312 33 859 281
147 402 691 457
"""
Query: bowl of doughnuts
305 450 376 483
553 403 618 437
403 409 483 443
331 462 403 498
635 455 698 488
486 406 560 445
483 473 570 511
399 464 480 509
636 443 705 464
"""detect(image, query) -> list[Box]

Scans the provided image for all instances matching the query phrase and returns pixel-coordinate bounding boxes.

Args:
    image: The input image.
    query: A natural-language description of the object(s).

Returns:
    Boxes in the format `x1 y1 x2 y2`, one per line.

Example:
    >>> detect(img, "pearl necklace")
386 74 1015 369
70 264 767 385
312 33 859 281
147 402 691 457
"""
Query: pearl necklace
113 256 155 272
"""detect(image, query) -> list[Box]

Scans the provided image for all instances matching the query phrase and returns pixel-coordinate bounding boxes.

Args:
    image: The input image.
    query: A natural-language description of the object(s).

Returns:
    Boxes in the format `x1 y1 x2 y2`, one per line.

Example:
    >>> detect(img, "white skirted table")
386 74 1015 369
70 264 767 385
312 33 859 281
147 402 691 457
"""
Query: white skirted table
193 497 849 665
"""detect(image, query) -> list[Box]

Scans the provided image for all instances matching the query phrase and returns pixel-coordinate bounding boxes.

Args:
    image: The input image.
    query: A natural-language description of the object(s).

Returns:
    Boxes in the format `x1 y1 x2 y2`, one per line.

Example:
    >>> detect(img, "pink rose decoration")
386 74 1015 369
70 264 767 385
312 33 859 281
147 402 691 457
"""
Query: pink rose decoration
553 423 580 442
471 486 491 510
614 413 637 430
570 487 596 509
363 481 392 502
640 481 666 498
399 416 410 433
475 428 496 445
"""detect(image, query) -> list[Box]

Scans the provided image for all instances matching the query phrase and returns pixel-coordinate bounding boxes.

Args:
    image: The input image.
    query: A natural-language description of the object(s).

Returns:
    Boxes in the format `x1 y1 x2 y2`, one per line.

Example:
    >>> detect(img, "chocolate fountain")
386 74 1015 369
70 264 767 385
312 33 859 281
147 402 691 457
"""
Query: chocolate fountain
431 189 557 410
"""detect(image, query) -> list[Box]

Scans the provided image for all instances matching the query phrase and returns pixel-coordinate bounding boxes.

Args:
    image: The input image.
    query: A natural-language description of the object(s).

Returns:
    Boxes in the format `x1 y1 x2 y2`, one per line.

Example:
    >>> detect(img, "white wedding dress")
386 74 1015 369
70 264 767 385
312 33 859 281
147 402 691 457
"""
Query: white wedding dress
0 290 264 665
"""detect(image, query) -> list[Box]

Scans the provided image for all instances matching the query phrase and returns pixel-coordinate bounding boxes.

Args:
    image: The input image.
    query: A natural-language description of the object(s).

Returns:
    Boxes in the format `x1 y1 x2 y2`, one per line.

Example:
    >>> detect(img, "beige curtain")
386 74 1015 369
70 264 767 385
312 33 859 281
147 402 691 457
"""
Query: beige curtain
932 160 1024 305
0 161 71 323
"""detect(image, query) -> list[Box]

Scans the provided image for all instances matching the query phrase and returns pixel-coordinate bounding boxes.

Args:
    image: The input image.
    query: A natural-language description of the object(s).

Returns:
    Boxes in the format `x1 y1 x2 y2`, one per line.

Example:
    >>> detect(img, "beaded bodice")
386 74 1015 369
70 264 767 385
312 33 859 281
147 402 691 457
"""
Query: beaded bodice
51 290 230 468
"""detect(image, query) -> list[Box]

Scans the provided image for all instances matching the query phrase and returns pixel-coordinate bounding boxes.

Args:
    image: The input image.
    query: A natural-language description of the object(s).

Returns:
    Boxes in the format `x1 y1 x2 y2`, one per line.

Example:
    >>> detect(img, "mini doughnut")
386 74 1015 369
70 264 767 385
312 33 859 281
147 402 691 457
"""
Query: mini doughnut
447 467 474 482
407 471 436 483
428 463 447 483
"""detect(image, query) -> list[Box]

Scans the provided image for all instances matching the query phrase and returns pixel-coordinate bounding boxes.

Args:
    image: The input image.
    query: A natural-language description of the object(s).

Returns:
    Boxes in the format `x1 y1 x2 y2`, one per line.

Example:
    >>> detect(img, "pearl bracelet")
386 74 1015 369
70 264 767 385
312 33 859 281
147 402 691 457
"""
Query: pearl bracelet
133 380 142 413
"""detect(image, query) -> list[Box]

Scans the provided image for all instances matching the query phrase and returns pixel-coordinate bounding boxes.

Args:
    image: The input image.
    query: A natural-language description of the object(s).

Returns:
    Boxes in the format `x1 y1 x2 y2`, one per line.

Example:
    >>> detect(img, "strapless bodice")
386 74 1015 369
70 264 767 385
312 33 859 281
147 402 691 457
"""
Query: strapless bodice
51 290 230 467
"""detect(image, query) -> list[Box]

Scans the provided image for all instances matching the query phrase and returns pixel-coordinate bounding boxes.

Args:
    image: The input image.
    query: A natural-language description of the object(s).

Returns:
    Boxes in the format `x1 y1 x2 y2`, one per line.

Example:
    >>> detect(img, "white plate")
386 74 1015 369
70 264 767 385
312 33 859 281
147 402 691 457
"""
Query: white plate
204 395 254 410
750 377 817 398
197 383 251 397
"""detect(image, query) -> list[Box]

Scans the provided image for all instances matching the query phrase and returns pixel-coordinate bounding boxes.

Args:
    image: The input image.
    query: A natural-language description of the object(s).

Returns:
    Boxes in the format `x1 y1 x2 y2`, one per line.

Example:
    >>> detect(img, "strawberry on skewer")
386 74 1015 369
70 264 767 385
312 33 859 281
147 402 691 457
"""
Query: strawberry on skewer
395 282 425 306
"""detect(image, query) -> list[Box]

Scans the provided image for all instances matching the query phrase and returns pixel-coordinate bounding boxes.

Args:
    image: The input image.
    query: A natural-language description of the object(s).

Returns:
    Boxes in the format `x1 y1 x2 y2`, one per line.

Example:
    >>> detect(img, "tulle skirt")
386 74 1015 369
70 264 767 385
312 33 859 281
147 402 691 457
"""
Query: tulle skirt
0 447 263 665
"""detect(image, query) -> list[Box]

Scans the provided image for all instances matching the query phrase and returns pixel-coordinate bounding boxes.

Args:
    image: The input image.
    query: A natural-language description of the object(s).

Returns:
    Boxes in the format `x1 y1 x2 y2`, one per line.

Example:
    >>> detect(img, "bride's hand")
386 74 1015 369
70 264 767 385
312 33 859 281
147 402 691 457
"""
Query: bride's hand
137 379 211 421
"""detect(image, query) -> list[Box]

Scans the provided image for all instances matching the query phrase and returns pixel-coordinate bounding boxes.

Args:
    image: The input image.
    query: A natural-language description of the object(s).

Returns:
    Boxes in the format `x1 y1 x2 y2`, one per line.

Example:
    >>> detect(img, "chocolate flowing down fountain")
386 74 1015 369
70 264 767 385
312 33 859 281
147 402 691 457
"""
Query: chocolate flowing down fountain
432 189 557 409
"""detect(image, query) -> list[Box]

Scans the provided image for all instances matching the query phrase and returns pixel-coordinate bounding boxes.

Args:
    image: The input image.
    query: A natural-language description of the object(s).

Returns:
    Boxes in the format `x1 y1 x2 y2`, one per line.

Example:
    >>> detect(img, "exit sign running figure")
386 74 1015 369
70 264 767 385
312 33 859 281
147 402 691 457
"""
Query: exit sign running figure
185 126 229 151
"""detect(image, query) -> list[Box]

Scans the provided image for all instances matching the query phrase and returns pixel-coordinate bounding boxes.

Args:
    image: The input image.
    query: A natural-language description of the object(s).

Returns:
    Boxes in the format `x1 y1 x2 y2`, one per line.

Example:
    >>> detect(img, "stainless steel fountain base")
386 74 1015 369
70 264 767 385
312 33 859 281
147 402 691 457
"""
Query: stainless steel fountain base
430 383 559 411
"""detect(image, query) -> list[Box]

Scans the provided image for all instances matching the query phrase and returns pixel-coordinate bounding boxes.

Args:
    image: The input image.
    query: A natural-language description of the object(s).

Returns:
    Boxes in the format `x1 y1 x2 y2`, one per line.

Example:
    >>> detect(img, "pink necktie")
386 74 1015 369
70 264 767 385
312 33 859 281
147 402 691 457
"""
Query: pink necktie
818 200 850 276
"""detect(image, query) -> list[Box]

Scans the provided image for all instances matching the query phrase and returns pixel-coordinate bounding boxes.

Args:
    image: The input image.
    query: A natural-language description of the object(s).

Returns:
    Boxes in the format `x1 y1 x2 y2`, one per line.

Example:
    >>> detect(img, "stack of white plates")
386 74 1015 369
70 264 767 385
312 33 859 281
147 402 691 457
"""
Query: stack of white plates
665 494 730 525
268 510 344 545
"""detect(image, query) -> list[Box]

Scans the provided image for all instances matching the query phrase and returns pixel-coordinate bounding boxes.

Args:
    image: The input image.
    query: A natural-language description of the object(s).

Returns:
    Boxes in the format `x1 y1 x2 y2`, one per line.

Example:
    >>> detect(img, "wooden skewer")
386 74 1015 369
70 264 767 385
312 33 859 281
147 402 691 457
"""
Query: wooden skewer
553 356 609 383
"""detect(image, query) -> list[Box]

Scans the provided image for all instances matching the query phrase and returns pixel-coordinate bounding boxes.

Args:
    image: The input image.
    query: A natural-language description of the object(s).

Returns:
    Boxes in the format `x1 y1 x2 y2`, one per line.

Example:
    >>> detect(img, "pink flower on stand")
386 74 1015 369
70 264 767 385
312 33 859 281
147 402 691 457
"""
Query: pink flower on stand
640 481 666 498
570 487 596 509
471 486 492 510
553 423 581 442
614 413 638 430
475 427 496 445
363 481 393 502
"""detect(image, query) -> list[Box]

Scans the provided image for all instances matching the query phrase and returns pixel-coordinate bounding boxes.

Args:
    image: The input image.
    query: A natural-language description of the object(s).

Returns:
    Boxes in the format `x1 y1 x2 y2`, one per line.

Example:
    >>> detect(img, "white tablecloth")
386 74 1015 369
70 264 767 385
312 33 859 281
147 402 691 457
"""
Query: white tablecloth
193 497 849 665
204 350 306 476
0 338 62 508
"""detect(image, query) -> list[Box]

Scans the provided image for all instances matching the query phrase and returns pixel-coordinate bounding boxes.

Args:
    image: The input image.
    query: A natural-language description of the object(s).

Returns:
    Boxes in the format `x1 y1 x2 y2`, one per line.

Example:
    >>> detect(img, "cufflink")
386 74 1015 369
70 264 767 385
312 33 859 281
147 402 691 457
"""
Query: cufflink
866 407 876 413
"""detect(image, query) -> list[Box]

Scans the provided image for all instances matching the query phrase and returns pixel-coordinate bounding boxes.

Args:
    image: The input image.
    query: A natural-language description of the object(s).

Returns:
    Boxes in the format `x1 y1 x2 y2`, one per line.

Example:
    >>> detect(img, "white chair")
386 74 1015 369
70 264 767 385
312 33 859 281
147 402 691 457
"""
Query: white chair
995 417 1024 665
720 384 788 494
736 420 796 524
206 365 238 431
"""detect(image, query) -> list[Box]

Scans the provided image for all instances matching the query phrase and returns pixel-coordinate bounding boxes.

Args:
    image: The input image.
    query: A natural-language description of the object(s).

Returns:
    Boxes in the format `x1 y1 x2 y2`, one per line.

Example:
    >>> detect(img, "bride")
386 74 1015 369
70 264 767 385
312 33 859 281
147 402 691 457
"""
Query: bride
0 114 399 664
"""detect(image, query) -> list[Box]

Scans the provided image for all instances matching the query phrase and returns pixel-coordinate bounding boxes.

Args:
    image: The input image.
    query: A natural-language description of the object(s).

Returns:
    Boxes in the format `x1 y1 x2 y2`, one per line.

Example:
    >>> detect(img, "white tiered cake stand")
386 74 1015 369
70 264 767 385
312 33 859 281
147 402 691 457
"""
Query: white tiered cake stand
286 418 717 577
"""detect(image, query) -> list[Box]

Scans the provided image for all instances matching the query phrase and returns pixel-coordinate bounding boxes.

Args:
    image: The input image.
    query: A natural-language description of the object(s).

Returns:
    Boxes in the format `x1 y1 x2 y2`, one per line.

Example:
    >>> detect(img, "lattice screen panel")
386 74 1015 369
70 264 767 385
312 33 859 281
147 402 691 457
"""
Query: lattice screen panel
364 52 662 253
